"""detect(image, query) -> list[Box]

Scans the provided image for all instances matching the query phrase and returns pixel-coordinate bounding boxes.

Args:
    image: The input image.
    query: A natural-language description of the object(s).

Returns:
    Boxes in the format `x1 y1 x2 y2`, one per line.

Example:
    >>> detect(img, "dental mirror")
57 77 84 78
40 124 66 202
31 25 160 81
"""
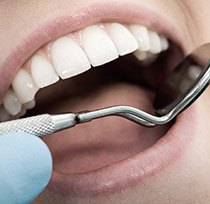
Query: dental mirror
0 44 210 137
154 43 210 116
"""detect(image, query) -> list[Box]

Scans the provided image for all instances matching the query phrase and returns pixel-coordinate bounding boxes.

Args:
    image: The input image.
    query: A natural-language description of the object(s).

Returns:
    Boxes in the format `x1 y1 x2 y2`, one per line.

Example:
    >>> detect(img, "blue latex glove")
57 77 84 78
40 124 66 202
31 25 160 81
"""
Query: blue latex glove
0 132 53 204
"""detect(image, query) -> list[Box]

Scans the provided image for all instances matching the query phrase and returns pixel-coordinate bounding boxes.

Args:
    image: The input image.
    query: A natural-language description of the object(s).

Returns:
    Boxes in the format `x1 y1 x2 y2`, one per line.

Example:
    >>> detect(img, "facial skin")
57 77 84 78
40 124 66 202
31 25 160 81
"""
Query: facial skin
1 0 210 203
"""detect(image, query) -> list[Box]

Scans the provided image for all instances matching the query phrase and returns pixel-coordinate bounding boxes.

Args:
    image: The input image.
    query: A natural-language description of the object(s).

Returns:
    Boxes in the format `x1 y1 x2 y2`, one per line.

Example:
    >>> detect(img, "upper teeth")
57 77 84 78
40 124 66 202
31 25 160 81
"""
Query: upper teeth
0 22 169 121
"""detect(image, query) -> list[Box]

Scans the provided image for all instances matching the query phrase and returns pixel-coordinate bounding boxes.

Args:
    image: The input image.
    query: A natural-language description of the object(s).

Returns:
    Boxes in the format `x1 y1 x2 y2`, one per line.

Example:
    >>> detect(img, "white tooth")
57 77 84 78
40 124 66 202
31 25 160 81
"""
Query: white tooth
51 36 91 79
160 36 169 51
108 23 138 56
12 108 27 120
134 51 148 61
12 69 39 104
129 25 150 51
188 65 201 80
23 100 36 110
31 55 59 88
0 106 10 122
134 50 158 64
81 25 118 67
3 89 22 116
148 30 162 54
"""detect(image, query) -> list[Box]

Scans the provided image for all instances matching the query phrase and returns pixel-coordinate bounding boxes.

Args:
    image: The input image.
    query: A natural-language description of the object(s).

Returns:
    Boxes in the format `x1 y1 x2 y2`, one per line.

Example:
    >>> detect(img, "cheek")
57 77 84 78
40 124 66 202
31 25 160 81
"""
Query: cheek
130 137 210 204
180 0 210 49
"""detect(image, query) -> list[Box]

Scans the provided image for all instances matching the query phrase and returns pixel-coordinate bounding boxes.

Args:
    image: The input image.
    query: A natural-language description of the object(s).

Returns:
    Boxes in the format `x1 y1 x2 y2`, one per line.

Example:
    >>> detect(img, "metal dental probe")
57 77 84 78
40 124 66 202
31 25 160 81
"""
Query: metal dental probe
0 111 155 137
0 43 210 137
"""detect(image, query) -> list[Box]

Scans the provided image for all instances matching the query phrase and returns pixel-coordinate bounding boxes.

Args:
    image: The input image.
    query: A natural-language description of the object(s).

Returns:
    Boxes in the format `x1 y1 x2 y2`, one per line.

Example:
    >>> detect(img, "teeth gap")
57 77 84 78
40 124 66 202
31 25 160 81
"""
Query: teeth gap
0 22 169 122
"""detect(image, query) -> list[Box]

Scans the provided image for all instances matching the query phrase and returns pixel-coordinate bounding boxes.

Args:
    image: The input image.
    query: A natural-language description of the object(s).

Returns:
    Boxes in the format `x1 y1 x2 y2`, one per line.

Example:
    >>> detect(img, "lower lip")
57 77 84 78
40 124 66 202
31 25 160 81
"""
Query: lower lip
46 104 197 198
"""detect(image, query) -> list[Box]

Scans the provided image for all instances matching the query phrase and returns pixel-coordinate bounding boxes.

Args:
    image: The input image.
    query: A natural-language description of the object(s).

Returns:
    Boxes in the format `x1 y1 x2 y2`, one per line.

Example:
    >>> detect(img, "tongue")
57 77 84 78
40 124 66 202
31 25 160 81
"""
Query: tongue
42 82 169 174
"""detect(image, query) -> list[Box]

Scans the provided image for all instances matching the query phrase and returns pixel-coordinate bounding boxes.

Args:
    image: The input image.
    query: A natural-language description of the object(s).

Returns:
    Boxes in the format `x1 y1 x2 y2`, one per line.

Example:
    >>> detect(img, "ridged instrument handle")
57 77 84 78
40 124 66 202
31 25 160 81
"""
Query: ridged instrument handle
0 114 55 137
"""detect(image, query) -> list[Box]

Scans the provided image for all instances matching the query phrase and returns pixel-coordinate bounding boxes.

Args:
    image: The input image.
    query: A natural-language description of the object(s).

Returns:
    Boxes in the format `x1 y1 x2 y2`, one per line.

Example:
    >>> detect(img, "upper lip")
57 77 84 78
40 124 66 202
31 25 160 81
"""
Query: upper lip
0 1 182 103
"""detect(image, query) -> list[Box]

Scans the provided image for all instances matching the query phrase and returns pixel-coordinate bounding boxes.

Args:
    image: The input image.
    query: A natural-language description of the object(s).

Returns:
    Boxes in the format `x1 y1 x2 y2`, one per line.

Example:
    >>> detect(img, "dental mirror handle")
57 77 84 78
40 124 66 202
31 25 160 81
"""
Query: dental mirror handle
0 114 77 137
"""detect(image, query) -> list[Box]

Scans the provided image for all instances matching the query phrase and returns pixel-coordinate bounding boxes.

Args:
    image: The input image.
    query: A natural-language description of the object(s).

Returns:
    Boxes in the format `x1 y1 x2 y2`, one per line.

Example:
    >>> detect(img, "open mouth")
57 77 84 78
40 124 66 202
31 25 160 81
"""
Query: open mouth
0 7 195 198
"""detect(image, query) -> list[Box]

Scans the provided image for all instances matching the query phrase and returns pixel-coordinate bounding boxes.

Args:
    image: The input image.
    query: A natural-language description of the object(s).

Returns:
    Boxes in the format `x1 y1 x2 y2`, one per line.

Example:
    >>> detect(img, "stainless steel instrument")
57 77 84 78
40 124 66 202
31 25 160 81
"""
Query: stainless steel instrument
0 43 209 137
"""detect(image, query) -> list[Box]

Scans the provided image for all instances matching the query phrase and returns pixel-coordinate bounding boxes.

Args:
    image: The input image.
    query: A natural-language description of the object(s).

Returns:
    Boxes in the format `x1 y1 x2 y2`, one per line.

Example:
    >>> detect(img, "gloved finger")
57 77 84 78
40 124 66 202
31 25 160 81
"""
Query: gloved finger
0 132 52 204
